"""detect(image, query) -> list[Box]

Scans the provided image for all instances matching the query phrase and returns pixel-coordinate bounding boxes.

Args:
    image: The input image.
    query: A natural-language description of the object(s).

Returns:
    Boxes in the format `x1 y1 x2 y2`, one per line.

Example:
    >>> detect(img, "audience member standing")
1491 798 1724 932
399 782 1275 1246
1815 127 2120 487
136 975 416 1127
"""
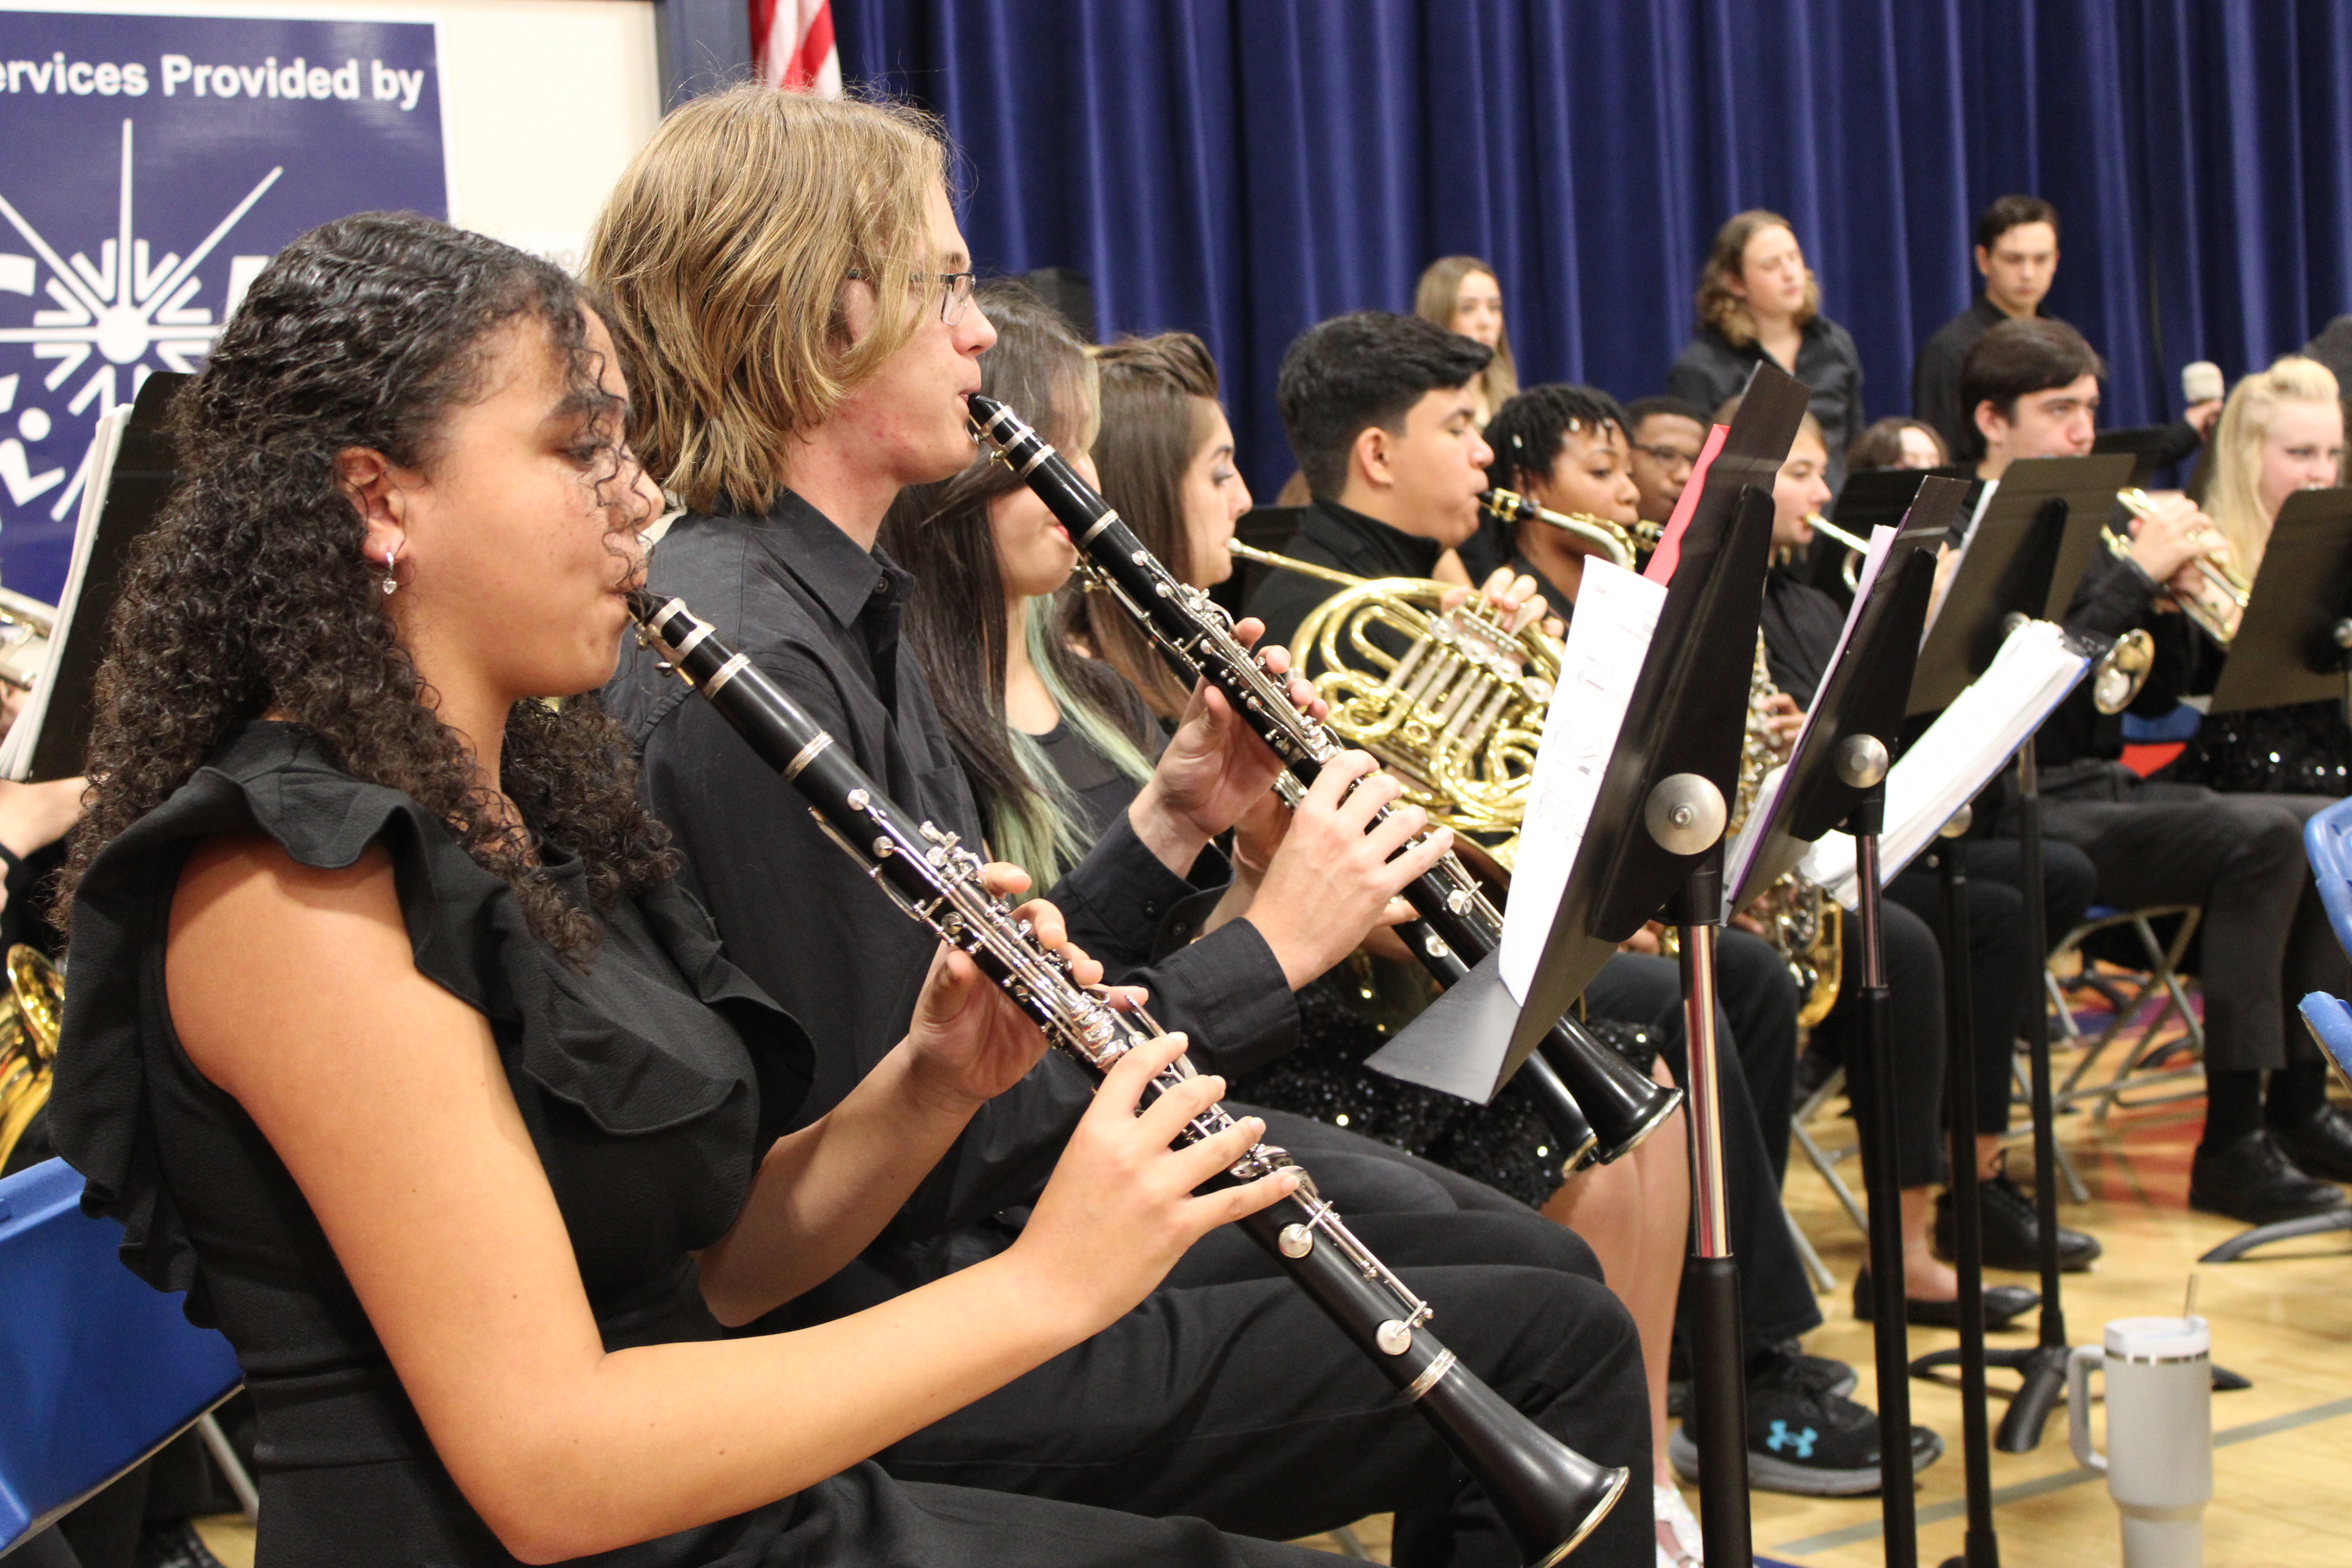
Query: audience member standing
1912 196 2062 455
1668 211 1864 484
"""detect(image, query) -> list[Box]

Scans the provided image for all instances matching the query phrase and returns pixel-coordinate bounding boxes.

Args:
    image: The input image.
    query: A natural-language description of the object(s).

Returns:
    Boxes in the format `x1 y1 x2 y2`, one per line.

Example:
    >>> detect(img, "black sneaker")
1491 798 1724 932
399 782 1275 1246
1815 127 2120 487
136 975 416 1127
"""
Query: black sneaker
1936 1172 2102 1272
1668 1350 1944 1496
2190 1130 2349 1225
1667 1347 1852 1419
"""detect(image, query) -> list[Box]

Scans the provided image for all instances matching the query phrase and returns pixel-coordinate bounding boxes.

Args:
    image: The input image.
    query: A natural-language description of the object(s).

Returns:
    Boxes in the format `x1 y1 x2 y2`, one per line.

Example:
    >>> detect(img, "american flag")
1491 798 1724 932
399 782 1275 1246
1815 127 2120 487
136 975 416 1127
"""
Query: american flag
752 0 841 96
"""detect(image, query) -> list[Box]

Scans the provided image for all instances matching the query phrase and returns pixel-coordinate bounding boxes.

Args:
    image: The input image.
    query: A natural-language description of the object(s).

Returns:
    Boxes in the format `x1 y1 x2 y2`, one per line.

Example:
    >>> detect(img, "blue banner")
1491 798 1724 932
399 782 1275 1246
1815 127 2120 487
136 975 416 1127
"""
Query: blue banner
0 5 446 600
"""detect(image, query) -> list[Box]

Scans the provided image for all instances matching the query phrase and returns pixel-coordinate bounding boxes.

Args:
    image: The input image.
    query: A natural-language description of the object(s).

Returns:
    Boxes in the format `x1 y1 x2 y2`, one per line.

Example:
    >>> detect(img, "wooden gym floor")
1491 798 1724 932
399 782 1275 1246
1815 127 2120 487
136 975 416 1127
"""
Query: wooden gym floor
195 1005 2352 1568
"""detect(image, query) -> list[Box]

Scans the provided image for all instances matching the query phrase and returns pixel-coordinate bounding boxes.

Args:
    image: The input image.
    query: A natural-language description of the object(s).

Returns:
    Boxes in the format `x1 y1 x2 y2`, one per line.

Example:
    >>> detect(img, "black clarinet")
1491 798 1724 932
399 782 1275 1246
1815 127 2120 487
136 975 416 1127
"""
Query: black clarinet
967 395 1679 1167
628 589 1626 1567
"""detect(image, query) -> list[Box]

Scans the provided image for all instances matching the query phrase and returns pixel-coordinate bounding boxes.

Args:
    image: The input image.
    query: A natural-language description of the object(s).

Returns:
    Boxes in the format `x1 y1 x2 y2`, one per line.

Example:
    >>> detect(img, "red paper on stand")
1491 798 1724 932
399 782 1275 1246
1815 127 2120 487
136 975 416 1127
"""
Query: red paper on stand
1640 421 1730 585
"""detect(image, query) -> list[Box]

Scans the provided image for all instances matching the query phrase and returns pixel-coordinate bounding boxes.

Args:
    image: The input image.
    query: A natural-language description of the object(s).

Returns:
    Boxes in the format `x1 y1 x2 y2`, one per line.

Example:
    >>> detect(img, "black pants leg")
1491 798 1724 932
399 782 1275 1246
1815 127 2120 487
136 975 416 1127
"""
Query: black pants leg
1163 1112 1580 1290
881 1210 1653 1568
1587 952 1823 1357
2037 781 2322 1072
1884 869 2029 1138
1718 929 1800 1182
1807 898 1948 1189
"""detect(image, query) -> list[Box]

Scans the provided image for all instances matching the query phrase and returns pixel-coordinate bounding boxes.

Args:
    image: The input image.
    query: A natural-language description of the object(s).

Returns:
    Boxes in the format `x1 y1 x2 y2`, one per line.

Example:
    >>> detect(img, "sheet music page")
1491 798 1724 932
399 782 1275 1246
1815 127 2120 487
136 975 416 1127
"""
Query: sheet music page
1501 560 1666 1002
0 405 131 780
1720 523 1898 911
1799 618 2089 904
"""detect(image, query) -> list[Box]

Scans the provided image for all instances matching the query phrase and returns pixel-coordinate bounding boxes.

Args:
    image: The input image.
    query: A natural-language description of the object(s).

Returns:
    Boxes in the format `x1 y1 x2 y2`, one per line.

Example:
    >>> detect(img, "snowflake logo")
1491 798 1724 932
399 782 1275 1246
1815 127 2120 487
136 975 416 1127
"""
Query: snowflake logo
0 118 278 525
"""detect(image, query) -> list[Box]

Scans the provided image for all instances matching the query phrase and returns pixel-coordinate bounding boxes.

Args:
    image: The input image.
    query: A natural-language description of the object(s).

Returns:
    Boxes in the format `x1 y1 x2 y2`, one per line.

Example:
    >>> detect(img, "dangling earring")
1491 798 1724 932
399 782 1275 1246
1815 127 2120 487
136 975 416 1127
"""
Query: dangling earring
381 543 399 596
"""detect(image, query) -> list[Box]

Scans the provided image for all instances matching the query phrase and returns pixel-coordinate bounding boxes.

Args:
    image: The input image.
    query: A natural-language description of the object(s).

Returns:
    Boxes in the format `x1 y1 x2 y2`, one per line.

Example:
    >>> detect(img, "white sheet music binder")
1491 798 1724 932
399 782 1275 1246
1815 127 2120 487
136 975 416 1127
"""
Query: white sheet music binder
1499 559 1666 1004
1798 618 2089 905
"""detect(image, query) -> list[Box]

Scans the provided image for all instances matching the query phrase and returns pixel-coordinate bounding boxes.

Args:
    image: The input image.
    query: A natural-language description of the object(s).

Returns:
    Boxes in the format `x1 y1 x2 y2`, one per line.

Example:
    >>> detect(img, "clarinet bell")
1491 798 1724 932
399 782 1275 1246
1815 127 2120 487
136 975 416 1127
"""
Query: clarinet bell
1415 1365 1631 1566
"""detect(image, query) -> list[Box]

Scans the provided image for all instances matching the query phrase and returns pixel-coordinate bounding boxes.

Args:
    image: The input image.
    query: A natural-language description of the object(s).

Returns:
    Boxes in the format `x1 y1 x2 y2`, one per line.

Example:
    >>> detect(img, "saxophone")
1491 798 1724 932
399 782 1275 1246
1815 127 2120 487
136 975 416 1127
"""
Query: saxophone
1732 638 1843 1027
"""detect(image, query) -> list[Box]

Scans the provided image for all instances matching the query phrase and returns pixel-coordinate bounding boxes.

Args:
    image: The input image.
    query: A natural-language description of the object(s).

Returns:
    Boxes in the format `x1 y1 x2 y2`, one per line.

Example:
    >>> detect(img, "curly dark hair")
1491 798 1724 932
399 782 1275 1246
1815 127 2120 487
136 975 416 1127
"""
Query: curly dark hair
1483 383 1628 493
60 212 672 959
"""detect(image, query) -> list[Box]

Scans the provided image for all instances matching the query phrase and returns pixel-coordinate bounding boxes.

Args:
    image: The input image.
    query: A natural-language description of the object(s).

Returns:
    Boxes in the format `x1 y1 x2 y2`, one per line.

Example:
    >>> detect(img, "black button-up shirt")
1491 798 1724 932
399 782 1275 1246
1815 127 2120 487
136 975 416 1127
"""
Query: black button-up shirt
1244 498 1447 656
1912 294 2017 458
1667 316 1866 485
604 492 1294 1267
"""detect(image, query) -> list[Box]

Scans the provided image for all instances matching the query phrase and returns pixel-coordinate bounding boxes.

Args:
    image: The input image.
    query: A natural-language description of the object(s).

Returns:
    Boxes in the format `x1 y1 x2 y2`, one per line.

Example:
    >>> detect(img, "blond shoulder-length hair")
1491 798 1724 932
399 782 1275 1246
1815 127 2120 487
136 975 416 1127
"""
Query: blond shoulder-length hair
1414 255 1518 418
588 85 949 514
1696 210 1820 348
2208 354 2342 574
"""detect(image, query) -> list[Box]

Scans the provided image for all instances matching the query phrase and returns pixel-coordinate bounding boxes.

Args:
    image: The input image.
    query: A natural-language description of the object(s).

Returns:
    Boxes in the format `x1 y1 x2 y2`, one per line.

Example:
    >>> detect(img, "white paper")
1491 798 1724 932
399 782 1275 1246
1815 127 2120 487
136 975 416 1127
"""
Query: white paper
1799 618 2089 904
1501 560 1666 1003
1920 480 1998 644
0 404 131 781
1720 523 1899 913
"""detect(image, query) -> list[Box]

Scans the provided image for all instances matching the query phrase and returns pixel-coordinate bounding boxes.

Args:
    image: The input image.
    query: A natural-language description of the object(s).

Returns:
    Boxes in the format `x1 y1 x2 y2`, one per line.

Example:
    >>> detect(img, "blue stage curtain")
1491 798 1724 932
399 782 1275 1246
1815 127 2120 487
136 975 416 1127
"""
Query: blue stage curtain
838 1 2352 497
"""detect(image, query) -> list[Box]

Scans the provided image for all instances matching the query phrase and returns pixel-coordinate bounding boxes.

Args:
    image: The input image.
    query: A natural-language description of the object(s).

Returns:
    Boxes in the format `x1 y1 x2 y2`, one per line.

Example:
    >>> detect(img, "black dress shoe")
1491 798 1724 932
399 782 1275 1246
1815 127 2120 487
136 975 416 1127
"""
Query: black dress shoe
2190 1130 2350 1224
1852 1269 2038 1330
2270 1105 2352 1182
1935 1173 2103 1272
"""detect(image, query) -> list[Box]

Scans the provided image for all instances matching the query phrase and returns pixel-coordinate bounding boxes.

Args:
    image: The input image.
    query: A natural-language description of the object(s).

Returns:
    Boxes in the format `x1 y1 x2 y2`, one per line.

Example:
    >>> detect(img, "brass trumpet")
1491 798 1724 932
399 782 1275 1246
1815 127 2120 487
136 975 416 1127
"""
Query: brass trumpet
1479 488 1637 570
2112 487 2249 646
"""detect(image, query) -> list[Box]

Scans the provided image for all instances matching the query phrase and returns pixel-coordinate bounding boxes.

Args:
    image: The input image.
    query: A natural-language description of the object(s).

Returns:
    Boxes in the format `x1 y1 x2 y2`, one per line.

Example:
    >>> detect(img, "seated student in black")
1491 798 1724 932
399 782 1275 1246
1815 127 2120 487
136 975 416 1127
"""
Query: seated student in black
1254 327 1928 1498
1731 403 2102 1285
889 294 1707 1555
591 90 1654 1564
49 211 1349 1568
1960 318 2352 1225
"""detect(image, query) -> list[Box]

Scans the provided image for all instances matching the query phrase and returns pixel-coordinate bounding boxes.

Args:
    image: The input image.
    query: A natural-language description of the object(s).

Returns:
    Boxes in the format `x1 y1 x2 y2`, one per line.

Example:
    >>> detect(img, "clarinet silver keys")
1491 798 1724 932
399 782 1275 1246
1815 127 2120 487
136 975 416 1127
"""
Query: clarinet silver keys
628 587 1628 1567
966 394 1680 1170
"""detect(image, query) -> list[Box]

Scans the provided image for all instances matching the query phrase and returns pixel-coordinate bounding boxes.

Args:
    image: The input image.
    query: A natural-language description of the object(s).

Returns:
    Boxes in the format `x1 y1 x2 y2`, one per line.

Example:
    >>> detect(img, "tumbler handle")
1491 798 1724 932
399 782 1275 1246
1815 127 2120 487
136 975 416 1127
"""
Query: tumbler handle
2067 1343 2108 1472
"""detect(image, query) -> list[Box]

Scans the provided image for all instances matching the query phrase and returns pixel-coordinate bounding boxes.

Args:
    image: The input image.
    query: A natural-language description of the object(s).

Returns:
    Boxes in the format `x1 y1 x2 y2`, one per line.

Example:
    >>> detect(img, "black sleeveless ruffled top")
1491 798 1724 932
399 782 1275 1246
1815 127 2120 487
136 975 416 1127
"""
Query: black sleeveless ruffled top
50 722 818 1565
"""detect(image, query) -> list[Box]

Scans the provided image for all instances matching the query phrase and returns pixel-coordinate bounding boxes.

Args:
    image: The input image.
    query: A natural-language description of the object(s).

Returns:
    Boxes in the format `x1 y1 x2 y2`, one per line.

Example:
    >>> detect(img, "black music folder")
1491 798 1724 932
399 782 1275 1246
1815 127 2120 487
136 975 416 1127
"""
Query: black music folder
2203 487 2352 715
1907 454 2131 716
1364 364 1803 1099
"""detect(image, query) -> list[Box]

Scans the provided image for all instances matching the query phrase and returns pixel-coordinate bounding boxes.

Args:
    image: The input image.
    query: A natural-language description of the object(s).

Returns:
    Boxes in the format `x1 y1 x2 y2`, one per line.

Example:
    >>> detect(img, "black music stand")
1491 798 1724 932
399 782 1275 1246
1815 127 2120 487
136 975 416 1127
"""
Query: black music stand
1907 456 2133 717
1807 465 1969 604
2190 488 2352 1263
1372 364 1806 1568
1735 506 1944 1568
16 370 186 782
1899 461 2122 1457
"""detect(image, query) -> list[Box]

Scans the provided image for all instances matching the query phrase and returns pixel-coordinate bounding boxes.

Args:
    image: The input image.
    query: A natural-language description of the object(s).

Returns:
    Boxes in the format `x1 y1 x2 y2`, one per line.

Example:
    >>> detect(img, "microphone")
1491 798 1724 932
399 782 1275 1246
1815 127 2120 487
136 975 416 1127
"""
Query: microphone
2182 361 2224 406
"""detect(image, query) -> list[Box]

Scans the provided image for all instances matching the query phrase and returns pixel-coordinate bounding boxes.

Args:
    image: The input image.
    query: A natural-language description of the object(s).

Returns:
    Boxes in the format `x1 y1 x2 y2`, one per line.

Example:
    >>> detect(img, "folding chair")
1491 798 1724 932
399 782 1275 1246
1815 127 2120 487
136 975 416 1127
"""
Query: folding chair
1782 1061 1860 1292
2045 903 2207 1122
2201 797 2352 1262
0 1158 250 1555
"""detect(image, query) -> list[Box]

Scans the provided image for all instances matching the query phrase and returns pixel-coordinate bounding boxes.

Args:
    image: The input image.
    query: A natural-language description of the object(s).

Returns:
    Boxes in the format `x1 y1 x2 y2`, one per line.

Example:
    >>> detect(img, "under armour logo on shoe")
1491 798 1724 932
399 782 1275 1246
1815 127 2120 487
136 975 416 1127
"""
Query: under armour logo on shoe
1766 1420 1818 1458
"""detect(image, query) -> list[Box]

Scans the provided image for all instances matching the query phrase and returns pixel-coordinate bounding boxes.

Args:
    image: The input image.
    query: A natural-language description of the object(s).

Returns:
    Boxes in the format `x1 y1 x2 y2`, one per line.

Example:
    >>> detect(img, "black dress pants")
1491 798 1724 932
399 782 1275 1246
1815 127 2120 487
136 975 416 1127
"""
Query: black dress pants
2035 773 2349 1073
1886 838 2098 1136
1586 943 1822 1360
880 1207 1653 1568
1806 898 1949 1189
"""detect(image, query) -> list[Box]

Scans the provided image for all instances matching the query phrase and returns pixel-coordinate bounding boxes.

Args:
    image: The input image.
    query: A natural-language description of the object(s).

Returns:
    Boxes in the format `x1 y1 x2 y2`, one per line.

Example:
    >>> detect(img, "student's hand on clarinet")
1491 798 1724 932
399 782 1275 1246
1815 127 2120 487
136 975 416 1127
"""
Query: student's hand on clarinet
1246 750 1452 989
1131 618 1323 858
1013 1029 1299 1335
900 863 1136 1113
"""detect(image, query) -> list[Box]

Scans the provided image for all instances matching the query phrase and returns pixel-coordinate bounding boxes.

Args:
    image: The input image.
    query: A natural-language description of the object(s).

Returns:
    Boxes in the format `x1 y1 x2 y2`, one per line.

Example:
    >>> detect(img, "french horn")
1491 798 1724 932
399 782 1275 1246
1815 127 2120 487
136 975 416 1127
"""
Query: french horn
0 944 63 1169
1226 539 1559 867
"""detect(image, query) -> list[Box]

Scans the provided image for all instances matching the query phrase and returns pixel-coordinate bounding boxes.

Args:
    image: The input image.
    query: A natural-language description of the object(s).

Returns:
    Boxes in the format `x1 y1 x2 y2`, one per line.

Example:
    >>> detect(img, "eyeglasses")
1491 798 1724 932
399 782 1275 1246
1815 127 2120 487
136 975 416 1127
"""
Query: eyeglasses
846 267 980 325
1628 441 1700 473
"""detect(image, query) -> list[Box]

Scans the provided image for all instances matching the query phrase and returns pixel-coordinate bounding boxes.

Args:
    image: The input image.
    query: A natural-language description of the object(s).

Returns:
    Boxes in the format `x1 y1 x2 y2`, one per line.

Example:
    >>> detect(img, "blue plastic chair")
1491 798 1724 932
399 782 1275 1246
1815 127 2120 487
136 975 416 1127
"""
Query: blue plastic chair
2201 796 2352 1262
2120 703 2204 744
0 1158 244 1552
